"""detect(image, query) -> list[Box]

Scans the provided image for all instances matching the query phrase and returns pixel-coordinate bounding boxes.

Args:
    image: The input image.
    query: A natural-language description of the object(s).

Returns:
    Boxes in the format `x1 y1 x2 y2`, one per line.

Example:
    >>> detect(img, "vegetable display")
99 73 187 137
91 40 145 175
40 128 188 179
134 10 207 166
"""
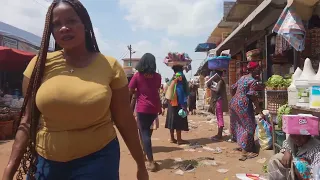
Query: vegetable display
265 75 292 90
277 104 291 129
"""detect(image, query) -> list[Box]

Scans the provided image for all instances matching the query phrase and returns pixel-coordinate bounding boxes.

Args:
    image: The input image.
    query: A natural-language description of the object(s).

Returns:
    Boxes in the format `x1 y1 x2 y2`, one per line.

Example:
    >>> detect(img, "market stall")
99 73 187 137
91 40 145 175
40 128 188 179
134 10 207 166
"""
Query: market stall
267 5 320 154
0 46 34 140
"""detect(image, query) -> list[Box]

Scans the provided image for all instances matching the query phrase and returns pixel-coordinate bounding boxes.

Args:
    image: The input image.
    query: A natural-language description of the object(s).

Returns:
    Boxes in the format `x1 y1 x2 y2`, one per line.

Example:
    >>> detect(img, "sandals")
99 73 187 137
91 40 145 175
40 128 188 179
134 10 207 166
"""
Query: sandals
239 152 258 161
226 139 236 143
233 147 242 152
147 162 160 172
170 139 177 144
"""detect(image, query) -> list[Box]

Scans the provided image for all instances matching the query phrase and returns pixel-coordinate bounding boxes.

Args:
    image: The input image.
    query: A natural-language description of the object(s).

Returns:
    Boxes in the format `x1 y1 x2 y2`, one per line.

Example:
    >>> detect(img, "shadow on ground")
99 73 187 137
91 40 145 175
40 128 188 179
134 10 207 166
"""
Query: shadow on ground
158 158 175 170
153 146 183 153
186 137 214 146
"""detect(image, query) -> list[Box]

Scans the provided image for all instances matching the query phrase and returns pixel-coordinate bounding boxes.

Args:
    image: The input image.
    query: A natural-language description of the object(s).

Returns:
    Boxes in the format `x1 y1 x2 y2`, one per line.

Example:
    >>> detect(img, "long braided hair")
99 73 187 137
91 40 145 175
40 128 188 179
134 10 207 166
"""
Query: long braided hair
15 1 100 179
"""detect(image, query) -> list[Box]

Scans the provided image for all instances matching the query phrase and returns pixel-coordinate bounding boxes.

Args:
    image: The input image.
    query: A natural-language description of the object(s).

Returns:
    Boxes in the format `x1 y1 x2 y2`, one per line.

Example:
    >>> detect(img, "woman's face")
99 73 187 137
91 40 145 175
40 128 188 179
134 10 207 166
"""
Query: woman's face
291 135 310 147
52 3 86 50
251 67 261 79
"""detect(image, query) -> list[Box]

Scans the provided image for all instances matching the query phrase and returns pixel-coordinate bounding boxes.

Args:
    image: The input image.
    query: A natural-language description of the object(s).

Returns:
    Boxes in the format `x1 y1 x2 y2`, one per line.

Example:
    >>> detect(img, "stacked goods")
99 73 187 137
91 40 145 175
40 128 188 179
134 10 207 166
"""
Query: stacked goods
196 88 205 110
163 52 192 67
310 28 320 57
271 54 289 64
0 95 24 109
246 49 260 61
272 64 291 77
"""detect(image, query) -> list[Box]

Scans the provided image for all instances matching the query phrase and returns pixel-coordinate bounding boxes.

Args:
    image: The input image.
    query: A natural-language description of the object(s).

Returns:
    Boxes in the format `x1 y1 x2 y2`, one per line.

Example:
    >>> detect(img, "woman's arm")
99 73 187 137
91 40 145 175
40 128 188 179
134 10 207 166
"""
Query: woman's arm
2 77 31 180
110 86 146 169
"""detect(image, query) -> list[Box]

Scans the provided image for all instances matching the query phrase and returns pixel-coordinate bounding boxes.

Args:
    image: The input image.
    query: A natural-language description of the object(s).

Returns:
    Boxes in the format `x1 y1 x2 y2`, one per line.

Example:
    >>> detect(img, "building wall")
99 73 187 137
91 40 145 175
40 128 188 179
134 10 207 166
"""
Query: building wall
123 60 139 68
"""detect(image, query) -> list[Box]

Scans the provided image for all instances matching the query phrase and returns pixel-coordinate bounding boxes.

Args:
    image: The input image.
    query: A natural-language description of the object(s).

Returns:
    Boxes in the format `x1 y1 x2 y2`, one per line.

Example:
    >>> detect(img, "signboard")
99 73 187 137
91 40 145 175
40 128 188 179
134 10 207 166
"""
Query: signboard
2 36 18 49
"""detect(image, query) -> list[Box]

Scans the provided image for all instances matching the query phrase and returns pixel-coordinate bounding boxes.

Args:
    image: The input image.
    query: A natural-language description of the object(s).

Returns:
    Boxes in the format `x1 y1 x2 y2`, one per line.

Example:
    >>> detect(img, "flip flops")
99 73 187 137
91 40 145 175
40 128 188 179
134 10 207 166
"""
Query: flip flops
233 147 242 152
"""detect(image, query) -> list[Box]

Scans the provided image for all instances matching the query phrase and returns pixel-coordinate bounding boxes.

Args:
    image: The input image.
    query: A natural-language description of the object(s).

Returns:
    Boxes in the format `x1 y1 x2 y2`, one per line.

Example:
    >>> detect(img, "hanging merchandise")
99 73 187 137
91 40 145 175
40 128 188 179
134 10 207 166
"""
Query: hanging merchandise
274 35 291 55
287 67 302 106
295 58 316 107
273 6 306 52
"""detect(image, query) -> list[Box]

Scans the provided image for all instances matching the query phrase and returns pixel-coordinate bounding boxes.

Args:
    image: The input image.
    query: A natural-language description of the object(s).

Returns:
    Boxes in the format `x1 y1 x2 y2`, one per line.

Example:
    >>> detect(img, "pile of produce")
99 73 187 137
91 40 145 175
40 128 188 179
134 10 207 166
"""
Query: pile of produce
164 52 192 65
0 107 12 122
265 75 292 90
277 104 291 129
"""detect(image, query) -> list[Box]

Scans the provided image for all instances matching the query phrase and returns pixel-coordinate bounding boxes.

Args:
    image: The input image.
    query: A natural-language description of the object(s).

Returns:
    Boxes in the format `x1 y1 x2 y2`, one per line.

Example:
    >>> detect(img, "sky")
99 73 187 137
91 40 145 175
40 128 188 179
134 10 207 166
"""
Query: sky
0 0 229 81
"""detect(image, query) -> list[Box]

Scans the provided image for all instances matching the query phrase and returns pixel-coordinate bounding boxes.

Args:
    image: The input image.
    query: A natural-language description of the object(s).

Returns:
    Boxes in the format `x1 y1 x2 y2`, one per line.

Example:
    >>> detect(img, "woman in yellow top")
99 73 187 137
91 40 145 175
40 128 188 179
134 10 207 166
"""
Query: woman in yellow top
2 1 148 180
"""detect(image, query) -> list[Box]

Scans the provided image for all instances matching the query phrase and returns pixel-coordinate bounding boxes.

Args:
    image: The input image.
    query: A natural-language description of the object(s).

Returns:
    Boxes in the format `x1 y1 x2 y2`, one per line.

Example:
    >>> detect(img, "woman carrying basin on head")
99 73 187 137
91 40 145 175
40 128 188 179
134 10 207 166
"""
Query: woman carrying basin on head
2 1 148 180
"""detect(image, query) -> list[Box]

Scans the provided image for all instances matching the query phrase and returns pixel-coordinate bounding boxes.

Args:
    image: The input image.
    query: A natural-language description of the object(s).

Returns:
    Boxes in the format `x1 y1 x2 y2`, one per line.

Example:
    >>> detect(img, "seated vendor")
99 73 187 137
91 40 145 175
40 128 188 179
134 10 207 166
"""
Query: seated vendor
268 135 320 180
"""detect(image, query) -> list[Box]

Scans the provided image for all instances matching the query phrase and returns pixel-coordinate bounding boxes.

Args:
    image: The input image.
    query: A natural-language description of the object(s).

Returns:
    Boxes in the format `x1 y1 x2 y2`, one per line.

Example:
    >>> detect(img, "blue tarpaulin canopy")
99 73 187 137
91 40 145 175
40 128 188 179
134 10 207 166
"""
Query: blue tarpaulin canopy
195 43 216 52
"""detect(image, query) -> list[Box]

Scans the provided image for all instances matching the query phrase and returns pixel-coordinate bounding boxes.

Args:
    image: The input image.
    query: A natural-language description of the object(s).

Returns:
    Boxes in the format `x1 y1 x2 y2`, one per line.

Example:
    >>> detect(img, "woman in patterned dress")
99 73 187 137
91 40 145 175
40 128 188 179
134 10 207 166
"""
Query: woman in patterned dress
229 62 263 161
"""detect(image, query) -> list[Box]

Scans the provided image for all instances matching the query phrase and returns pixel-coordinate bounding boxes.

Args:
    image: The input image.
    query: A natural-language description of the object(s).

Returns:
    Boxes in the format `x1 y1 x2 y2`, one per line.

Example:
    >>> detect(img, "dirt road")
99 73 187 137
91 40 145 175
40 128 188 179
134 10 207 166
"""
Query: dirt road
0 114 272 180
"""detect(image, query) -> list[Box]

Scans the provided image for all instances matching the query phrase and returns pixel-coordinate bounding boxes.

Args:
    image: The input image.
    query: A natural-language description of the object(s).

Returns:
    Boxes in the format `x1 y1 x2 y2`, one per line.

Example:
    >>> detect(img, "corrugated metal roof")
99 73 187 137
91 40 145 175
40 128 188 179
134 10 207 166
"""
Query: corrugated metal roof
215 0 273 53
224 0 260 22
0 21 55 50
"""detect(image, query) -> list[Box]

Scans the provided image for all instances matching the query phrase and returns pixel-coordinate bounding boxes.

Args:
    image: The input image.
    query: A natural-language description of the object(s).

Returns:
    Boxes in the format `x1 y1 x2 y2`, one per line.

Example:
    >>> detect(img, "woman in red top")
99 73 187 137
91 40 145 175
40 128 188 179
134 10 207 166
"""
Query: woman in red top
129 53 162 172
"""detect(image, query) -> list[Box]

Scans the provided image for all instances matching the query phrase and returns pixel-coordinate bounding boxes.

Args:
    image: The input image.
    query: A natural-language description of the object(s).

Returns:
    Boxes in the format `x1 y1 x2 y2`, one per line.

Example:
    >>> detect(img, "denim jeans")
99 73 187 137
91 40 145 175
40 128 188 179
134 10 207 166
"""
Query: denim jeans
28 138 120 180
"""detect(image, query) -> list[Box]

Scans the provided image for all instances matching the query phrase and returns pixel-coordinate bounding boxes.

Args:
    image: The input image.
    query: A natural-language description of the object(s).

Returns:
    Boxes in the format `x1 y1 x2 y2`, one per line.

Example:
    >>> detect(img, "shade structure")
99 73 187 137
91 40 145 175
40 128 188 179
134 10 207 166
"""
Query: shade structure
0 46 35 72
195 43 216 52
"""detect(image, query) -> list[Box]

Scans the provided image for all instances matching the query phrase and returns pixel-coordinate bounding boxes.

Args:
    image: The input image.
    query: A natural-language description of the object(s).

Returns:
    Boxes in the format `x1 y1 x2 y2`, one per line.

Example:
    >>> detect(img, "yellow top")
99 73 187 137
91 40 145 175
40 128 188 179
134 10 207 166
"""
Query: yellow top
24 51 128 162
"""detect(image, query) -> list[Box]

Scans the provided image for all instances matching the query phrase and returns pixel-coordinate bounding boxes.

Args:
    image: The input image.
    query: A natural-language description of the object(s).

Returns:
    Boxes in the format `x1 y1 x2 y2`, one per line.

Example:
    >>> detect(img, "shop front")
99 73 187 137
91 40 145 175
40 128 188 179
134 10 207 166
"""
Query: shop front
0 46 35 140
254 0 320 155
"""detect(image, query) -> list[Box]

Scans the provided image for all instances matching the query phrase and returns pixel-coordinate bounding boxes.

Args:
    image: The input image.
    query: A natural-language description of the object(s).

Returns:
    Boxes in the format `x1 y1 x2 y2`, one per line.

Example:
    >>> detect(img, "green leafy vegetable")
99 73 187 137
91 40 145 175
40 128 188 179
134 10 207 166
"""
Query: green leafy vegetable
265 75 292 89
277 104 292 129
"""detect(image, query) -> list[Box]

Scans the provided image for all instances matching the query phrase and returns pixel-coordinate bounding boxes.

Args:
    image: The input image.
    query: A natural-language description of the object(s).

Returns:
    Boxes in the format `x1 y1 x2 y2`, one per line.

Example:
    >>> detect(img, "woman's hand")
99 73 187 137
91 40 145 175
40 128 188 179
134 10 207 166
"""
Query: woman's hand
137 166 149 180
110 86 147 177
281 151 292 168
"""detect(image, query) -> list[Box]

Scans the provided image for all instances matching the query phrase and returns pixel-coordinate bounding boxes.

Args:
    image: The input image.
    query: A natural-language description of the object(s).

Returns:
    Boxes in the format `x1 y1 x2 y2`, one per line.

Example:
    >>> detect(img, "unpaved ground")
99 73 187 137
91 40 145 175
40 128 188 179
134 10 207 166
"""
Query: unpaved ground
0 114 273 180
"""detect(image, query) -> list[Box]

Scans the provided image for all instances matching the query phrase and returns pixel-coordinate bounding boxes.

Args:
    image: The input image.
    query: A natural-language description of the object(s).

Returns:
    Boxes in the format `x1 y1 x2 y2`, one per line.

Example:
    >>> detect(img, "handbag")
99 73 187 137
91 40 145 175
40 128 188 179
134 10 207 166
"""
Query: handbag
165 80 176 100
